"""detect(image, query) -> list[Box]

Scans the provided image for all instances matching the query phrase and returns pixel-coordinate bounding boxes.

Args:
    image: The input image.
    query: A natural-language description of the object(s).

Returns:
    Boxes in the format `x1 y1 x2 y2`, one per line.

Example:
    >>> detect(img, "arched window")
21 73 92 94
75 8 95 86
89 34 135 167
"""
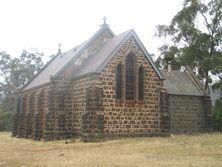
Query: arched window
116 64 123 99
138 66 144 101
126 53 135 100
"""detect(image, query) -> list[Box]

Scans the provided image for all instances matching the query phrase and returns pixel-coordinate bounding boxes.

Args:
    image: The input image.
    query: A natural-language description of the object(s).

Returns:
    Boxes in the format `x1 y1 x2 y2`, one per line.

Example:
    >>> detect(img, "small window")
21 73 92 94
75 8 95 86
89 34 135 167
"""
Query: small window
138 66 144 101
116 64 123 99
126 53 135 100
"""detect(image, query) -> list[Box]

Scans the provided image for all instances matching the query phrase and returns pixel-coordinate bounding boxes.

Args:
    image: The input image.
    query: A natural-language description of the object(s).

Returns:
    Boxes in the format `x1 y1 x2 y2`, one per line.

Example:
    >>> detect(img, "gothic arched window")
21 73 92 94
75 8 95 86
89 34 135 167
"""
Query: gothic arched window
125 53 135 100
116 63 123 99
138 66 144 101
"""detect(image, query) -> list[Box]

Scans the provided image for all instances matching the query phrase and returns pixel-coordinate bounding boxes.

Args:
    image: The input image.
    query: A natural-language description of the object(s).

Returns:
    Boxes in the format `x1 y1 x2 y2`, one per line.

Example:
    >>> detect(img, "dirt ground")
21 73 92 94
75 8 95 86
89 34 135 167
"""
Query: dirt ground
0 132 222 167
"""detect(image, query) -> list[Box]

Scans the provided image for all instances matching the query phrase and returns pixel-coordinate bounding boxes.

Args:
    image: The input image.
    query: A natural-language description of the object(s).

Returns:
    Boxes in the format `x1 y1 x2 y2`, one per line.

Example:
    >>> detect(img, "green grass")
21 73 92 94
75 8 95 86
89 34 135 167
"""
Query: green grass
0 132 222 167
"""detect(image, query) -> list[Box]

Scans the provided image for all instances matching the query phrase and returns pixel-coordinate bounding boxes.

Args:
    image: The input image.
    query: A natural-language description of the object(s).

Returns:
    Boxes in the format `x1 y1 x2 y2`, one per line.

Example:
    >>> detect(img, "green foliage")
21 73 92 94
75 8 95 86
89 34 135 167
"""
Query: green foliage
0 49 44 95
212 81 222 92
0 110 14 131
155 0 222 90
213 97 222 131
0 49 44 131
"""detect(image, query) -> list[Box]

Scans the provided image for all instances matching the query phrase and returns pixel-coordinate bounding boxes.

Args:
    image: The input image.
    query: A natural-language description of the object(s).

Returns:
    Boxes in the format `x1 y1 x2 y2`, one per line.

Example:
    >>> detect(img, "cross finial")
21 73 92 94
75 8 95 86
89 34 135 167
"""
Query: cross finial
58 43 62 50
103 16 107 24
100 16 109 28
58 42 62 56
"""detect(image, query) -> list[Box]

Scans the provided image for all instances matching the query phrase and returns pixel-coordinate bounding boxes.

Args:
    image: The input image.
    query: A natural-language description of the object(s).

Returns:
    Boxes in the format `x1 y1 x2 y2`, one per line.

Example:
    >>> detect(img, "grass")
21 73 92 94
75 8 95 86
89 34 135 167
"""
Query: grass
0 132 222 167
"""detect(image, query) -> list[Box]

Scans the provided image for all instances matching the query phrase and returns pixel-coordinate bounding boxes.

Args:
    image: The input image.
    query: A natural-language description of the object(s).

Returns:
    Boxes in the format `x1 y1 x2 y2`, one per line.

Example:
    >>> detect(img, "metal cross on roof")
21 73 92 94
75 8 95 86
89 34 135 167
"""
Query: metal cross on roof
58 43 62 50
103 16 107 24
58 42 62 56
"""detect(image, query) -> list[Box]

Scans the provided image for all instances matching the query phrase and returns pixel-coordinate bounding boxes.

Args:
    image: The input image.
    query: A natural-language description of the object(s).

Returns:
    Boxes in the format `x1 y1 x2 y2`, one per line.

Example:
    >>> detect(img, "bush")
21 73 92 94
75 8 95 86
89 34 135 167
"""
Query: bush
0 111 14 131
213 97 222 131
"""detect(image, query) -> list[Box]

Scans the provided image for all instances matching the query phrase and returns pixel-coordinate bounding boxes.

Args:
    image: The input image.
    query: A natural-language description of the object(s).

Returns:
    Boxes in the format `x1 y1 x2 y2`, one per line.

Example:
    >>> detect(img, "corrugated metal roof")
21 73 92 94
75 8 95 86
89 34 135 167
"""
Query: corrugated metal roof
22 43 86 91
161 70 204 96
22 26 112 92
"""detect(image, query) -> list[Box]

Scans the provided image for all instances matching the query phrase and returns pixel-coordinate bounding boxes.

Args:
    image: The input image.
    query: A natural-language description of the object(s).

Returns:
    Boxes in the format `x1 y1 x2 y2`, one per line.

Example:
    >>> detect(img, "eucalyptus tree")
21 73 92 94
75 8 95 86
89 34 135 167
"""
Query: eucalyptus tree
156 0 222 90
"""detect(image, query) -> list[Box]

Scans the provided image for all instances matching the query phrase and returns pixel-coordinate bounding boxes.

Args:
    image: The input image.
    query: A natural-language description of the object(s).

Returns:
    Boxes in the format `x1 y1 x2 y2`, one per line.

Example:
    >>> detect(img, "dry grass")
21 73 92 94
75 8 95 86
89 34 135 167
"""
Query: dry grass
0 132 222 167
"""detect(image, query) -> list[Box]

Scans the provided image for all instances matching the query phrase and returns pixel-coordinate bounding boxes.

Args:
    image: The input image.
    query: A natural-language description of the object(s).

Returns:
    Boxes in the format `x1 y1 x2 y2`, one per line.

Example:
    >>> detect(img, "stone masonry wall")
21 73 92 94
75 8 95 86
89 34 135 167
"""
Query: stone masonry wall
169 94 212 133
33 90 45 140
13 76 96 141
18 94 28 138
12 97 21 137
100 37 163 136
13 85 51 140
70 77 88 139
82 86 104 141
44 81 72 141
160 91 170 134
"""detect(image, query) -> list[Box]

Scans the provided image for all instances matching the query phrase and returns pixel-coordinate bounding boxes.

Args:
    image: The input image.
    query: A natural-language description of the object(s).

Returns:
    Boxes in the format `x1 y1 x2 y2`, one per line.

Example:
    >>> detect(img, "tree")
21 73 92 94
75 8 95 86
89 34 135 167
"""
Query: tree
0 49 44 131
0 49 44 95
155 0 222 91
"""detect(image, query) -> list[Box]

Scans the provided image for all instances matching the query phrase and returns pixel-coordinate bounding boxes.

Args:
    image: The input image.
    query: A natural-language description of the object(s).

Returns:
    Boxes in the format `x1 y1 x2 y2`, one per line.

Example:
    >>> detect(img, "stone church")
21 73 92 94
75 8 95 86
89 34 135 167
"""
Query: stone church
12 21 212 141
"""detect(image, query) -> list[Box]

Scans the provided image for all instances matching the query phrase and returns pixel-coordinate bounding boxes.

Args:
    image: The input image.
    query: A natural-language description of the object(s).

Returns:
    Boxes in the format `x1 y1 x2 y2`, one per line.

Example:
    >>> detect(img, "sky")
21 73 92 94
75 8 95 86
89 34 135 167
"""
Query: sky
0 0 184 61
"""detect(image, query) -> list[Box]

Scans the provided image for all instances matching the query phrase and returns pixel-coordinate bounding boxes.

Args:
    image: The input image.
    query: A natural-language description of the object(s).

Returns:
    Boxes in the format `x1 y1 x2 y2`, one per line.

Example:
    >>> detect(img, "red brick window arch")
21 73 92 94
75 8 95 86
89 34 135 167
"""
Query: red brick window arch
138 66 144 101
125 53 135 100
116 63 123 100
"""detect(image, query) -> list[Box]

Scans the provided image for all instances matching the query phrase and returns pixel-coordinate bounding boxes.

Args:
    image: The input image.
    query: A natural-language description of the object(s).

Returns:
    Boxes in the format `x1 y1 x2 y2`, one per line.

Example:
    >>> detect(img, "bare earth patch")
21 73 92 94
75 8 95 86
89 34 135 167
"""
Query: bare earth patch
0 132 222 167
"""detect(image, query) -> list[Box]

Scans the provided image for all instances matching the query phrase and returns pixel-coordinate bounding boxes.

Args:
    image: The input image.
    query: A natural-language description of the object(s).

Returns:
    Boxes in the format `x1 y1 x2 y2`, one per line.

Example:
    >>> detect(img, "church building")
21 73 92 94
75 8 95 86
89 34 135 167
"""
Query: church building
12 20 212 141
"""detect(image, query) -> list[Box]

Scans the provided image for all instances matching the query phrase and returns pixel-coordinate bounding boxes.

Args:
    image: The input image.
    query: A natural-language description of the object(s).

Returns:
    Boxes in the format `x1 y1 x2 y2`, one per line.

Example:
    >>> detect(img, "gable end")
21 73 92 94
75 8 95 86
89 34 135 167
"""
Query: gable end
96 29 164 80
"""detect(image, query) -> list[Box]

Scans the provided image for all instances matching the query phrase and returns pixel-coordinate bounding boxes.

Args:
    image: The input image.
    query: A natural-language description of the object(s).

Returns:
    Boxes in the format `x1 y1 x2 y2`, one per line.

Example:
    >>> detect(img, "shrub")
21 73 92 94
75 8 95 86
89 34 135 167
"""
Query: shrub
0 111 14 131
213 97 222 131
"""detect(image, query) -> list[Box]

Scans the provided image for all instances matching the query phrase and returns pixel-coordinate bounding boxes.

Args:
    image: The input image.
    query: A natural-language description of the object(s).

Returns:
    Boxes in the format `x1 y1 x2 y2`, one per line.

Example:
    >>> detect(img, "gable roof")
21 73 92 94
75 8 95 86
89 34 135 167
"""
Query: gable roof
161 69 208 96
22 24 163 92
22 42 86 92
72 29 131 77
22 25 114 92
72 29 163 79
